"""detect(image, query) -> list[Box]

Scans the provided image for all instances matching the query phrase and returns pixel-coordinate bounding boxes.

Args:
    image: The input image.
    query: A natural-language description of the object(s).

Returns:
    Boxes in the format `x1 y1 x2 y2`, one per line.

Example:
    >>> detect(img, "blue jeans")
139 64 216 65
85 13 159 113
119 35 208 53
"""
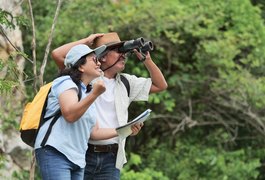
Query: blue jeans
84 151 120 180
35 146 84 180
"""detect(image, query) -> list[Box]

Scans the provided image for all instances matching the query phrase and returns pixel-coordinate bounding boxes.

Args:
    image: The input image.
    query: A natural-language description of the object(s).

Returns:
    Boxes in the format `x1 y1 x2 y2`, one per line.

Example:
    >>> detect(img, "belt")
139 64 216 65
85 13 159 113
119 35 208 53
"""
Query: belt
88 143 118 153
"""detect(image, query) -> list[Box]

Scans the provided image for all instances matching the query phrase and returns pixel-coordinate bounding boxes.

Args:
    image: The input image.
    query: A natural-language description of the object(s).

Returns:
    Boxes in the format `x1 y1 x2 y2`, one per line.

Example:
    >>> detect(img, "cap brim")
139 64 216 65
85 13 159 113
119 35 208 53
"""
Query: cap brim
94 45 107 57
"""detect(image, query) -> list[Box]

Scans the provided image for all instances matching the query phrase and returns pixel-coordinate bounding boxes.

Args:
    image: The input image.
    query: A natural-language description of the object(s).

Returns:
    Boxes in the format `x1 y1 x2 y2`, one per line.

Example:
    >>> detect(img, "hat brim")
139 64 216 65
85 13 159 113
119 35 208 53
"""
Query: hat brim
105 41 125 50
96 42 125 59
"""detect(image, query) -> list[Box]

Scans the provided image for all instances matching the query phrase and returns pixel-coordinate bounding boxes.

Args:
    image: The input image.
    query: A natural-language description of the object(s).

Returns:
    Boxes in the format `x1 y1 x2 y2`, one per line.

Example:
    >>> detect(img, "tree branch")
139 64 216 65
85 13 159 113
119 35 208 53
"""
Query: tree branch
0 25 33 63
39 0 63 86
27 0 37 92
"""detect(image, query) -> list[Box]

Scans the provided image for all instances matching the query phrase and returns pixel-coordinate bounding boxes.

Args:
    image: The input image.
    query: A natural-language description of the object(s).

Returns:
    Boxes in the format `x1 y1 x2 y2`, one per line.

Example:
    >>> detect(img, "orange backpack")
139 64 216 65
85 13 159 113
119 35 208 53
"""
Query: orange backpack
20 82 81 147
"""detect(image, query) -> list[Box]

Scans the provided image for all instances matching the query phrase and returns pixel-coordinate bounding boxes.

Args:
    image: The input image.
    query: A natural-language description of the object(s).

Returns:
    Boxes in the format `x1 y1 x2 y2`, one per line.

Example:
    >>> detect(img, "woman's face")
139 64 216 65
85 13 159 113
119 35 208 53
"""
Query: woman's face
80 53 102 79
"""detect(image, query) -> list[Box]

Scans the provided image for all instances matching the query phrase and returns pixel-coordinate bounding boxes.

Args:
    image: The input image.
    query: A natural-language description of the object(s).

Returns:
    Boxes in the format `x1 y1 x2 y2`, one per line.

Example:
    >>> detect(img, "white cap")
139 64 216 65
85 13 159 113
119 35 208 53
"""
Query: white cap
64 44 106 68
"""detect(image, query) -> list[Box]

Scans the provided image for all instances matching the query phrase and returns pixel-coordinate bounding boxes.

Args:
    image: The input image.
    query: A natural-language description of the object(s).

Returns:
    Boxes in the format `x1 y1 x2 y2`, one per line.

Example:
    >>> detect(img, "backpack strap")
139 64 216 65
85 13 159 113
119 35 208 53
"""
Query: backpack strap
120 75 130 97
40 110 61 147
40 83 82 147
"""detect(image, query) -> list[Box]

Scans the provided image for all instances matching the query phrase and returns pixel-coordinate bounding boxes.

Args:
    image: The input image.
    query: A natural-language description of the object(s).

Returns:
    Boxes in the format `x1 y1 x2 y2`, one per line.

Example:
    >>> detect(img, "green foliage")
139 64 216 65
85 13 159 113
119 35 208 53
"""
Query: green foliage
16 0 265 178
0 154 6 169
0 155 7 177
0 59 20 94
11 170 30 180
20 0 265 124
121 153 169 180
132 129 261 180
11 167 40 180
0 9 24 95
251 0 265 20
20 1 59 85
0 8 28 29
0 106 19 131
0 9 15 29
0 79 17 94
0 9 21 95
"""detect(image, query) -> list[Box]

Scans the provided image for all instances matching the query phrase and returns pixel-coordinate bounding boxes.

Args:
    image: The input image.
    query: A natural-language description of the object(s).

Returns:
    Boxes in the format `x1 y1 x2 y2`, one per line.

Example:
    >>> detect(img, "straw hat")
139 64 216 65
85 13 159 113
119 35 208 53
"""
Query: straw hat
92 32 124 49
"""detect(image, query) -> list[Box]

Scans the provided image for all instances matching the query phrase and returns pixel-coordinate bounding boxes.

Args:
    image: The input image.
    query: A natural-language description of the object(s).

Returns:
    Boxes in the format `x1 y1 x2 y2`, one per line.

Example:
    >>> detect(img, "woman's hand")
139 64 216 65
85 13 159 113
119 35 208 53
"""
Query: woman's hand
92 80 106 97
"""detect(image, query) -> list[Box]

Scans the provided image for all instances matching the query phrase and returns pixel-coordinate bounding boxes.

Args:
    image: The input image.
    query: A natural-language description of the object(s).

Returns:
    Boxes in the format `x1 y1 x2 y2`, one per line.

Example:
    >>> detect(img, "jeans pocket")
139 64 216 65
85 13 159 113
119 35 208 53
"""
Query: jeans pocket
110 151 118 157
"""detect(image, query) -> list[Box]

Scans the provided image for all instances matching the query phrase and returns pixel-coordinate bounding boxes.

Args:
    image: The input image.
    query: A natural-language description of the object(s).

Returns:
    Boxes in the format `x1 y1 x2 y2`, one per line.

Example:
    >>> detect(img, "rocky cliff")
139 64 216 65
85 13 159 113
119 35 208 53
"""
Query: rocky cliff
0 0 32 178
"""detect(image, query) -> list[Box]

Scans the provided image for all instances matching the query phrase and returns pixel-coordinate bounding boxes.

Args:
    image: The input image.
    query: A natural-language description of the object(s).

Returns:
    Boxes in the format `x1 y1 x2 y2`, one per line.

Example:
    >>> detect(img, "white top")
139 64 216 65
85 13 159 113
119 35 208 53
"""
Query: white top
89 77 119 145
89 73 152 169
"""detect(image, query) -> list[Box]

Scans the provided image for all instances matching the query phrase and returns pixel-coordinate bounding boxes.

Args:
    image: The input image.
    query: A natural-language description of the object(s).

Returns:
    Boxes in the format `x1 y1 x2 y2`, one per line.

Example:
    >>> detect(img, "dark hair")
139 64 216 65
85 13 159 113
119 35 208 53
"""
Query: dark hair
58 55 92 92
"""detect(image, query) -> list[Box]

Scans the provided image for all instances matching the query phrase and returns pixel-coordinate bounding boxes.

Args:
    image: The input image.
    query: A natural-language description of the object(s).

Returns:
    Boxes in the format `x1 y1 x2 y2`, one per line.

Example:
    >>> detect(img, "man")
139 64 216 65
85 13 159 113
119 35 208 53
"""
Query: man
51 32 167 180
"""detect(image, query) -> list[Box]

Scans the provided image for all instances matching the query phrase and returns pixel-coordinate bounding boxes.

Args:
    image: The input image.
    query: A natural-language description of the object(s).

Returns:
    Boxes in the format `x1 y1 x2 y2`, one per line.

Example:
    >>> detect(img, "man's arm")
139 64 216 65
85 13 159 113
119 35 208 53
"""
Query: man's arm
51 33 104 70
134 50 168 93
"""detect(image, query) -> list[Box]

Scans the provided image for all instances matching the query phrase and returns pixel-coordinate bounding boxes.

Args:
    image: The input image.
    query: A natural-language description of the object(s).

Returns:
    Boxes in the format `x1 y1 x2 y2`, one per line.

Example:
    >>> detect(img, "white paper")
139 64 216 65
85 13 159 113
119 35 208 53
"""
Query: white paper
116 109 152 138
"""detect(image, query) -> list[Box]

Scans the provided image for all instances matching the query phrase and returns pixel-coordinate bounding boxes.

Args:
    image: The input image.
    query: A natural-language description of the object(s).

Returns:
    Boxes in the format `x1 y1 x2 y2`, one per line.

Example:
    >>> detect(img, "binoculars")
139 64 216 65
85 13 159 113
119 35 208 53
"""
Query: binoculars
118 37 154 53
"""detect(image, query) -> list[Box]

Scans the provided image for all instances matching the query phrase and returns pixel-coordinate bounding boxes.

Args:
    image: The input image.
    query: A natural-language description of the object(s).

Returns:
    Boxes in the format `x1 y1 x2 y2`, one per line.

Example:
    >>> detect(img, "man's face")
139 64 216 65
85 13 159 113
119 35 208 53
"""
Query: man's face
101 48 127 73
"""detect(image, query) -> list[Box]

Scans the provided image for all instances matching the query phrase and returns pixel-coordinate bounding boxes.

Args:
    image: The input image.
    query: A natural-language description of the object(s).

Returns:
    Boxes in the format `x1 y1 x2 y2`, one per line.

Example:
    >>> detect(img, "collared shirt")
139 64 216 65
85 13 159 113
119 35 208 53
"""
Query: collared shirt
115 73 152 169
34 76 96 168
89 73 152 169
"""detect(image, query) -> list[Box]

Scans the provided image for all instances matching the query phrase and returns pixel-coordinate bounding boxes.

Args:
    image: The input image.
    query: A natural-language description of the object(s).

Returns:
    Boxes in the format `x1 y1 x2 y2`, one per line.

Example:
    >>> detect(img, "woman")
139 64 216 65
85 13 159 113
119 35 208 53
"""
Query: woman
34 44 118 180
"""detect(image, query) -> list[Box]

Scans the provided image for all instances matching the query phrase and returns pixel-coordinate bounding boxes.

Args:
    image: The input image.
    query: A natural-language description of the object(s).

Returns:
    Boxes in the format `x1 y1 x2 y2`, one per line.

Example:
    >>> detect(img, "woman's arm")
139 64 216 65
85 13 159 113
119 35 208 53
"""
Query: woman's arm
90 122 144 140
52 33 104 70
59 80 105 123
90 121 118 140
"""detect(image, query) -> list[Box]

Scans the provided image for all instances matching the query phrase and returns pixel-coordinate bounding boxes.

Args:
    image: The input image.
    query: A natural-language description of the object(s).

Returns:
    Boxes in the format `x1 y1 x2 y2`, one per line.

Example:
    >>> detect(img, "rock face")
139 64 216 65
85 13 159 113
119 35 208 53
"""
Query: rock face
0 0 32 178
